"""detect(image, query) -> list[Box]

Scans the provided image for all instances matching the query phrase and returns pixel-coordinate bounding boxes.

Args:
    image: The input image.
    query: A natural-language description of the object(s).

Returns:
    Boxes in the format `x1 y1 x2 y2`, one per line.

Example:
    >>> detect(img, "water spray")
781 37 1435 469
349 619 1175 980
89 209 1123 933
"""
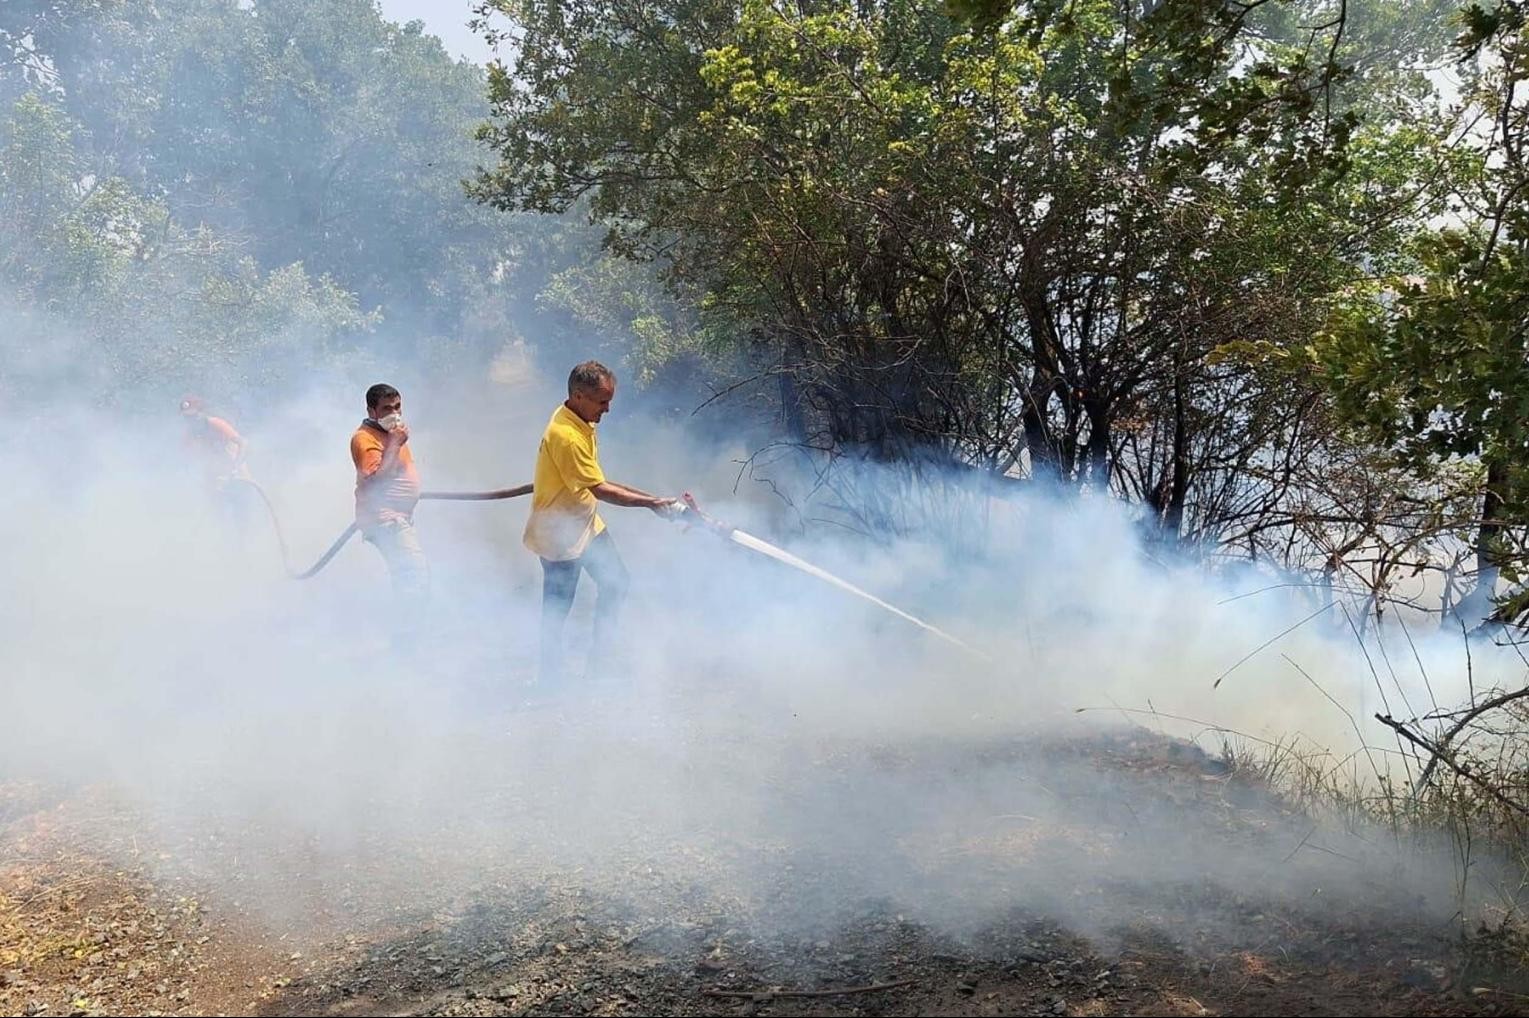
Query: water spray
674 494 992 662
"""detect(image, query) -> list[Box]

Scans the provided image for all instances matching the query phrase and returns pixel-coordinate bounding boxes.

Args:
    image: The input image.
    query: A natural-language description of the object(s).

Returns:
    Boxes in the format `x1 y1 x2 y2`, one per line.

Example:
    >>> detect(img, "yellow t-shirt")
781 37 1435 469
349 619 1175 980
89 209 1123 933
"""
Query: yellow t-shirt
524 404 607 561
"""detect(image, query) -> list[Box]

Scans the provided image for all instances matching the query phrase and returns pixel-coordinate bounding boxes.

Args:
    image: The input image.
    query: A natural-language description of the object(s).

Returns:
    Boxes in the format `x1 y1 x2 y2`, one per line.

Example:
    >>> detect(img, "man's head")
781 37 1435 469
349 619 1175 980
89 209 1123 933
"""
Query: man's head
179 395 206 418
366 383 402 420
566 361 616 424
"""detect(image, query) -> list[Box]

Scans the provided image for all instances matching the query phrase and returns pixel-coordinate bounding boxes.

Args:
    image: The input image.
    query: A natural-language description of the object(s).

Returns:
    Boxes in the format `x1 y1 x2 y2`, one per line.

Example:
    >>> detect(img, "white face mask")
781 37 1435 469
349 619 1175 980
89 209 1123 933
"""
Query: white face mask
377 412 404 432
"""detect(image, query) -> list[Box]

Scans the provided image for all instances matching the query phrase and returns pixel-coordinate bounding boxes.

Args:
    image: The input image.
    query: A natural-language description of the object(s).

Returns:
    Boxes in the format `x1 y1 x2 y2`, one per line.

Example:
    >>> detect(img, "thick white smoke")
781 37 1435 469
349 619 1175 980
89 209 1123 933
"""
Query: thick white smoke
4 358 1522 953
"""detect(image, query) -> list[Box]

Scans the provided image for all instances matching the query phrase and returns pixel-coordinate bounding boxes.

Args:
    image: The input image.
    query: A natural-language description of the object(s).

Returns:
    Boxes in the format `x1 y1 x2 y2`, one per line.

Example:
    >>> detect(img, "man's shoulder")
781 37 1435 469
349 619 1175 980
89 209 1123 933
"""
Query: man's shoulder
545 407 590 444
351 426 382 451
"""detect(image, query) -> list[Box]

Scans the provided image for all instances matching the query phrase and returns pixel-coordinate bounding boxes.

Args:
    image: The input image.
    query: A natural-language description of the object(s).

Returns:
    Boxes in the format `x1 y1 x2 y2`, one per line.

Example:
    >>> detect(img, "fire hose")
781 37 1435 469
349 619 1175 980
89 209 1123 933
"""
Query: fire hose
235 478 532 579
234 479 989 660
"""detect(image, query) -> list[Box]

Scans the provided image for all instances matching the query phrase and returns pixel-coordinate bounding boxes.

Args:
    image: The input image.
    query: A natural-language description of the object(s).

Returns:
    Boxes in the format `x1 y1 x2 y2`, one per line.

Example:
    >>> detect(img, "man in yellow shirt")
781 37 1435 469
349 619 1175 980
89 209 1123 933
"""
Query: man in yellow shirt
525 361 679 684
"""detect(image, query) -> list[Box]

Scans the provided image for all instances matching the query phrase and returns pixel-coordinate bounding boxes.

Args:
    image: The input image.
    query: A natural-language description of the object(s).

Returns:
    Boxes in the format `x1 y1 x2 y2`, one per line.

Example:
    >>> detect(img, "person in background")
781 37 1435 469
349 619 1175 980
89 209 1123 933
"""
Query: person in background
181 395 255 536
350 383 429 603
181 395 251 489
524 360 680 686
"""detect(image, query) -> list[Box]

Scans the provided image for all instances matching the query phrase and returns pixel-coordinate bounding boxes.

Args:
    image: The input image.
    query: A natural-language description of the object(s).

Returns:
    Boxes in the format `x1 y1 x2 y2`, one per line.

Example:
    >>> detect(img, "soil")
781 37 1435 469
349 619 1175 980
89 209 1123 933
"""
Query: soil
0 730 1515 1018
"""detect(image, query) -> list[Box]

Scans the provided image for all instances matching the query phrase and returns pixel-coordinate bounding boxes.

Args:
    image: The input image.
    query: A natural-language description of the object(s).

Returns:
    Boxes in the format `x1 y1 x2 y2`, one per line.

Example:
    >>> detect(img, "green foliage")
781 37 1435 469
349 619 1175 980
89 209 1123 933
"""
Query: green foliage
0 0 570 409
34 0 504 334
0 92 149 303
0 89 377 407
1320 234 1529 469
474 0 1445 542
1313 0 1529 622
540 254 710 389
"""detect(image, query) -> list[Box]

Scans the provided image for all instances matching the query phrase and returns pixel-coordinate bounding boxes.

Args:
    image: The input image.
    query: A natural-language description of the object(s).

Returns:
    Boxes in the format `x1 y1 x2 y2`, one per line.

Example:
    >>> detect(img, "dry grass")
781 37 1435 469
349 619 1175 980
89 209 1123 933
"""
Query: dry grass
1211 703 1529 987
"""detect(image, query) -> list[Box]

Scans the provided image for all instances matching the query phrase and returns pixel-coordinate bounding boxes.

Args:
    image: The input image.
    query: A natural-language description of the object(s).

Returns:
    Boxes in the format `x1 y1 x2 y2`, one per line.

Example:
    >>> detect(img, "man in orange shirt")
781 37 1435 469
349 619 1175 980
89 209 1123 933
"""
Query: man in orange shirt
181 395 251 488
350 383 428 600
181 395 255 536
524 361 679 684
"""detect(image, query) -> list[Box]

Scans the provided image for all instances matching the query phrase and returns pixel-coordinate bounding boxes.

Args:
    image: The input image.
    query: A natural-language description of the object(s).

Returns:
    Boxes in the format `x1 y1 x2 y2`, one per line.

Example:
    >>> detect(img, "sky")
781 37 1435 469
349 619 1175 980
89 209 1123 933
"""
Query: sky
376 0 496 64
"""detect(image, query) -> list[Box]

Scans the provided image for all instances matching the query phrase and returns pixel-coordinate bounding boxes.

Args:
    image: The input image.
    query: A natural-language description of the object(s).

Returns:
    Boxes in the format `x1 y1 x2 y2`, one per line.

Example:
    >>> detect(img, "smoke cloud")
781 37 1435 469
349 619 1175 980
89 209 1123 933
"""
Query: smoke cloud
1 0 1520 986
4 354 1523 957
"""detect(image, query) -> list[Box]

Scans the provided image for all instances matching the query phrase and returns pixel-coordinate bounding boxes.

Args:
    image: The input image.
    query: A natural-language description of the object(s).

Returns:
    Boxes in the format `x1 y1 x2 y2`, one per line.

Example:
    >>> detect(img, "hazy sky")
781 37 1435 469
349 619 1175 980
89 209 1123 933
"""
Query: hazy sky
376 0 496 64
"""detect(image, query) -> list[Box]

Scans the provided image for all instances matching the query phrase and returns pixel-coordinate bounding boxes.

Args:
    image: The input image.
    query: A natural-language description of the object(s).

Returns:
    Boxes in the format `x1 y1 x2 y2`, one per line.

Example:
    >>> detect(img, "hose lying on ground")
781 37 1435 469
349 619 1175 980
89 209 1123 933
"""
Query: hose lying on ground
235 478 532 580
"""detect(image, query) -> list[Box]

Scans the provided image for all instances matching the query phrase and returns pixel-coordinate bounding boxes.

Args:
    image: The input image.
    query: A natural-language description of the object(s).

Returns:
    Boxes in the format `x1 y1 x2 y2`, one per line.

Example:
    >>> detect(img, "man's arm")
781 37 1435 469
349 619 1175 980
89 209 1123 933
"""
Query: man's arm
591 480 674 512
229 432 248 470
210 418 248 471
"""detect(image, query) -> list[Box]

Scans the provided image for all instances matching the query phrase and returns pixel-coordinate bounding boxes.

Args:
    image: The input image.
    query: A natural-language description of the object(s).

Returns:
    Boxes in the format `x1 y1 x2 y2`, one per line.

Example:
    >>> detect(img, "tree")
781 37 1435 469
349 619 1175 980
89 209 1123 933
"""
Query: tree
0 89 376 410
0 1 116 103
2 1 698 416
27 0 514 347
1316 0 1529 627
473 0 1444 542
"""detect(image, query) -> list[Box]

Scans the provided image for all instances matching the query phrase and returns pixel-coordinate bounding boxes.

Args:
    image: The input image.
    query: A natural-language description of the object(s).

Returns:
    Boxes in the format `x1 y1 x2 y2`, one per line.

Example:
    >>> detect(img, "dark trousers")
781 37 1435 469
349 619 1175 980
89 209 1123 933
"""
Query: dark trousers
539 530 629 684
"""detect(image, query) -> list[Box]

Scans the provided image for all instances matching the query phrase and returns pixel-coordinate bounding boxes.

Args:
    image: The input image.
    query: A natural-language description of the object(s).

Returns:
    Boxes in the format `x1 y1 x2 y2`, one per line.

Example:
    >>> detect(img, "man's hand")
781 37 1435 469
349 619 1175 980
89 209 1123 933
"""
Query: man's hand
591 482 681 513
651 497 685 520
363 421 409 485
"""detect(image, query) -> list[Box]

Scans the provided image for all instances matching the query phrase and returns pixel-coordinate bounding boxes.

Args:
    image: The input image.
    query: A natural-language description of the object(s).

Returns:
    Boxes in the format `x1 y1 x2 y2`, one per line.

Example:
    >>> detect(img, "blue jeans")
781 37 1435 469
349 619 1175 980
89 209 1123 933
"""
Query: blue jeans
538 530 629 685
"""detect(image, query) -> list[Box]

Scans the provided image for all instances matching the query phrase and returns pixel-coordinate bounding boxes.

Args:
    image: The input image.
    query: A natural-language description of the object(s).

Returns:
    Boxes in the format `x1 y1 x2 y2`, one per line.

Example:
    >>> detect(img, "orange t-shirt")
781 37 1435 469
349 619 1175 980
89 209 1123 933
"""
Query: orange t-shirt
350 422 420 527
185 415 250 481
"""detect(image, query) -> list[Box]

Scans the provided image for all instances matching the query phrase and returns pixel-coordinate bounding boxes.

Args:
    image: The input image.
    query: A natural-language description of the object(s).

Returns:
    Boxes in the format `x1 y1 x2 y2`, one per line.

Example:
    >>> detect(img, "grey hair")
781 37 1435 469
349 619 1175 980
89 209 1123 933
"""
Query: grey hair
567 360 615 396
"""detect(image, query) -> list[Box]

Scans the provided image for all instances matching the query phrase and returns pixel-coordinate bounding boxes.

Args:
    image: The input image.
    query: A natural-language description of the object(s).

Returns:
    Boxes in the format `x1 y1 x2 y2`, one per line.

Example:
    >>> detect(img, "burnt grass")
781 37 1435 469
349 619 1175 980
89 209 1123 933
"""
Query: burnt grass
0 729 1515 1017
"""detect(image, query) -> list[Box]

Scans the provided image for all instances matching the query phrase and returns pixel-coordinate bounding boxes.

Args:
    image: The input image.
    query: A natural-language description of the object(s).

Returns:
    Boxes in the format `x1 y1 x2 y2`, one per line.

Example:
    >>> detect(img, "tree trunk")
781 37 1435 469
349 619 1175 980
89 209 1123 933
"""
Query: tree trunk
1020 371 1061 482
1459 456 1509 628
1162 349 1190 540
1084 398 1111 486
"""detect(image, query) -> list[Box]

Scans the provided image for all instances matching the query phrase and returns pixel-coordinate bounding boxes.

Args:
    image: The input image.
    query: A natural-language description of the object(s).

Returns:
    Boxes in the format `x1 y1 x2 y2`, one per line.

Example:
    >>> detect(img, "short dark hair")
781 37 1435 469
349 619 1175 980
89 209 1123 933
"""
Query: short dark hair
366 383 400 411
568 361 614 396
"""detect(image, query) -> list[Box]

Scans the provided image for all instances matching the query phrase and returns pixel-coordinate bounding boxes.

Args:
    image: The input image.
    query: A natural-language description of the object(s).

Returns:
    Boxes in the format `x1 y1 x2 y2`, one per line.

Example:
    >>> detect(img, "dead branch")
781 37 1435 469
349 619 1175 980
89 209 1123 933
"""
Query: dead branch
703 978 916 1001
1413 686 1529 792
1373 713 1529 818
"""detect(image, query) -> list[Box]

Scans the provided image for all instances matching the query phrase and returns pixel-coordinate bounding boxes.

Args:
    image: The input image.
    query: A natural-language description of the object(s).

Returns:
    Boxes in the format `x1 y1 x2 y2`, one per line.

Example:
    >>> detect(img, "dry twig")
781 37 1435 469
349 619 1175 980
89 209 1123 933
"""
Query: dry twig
703 978 915 1001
